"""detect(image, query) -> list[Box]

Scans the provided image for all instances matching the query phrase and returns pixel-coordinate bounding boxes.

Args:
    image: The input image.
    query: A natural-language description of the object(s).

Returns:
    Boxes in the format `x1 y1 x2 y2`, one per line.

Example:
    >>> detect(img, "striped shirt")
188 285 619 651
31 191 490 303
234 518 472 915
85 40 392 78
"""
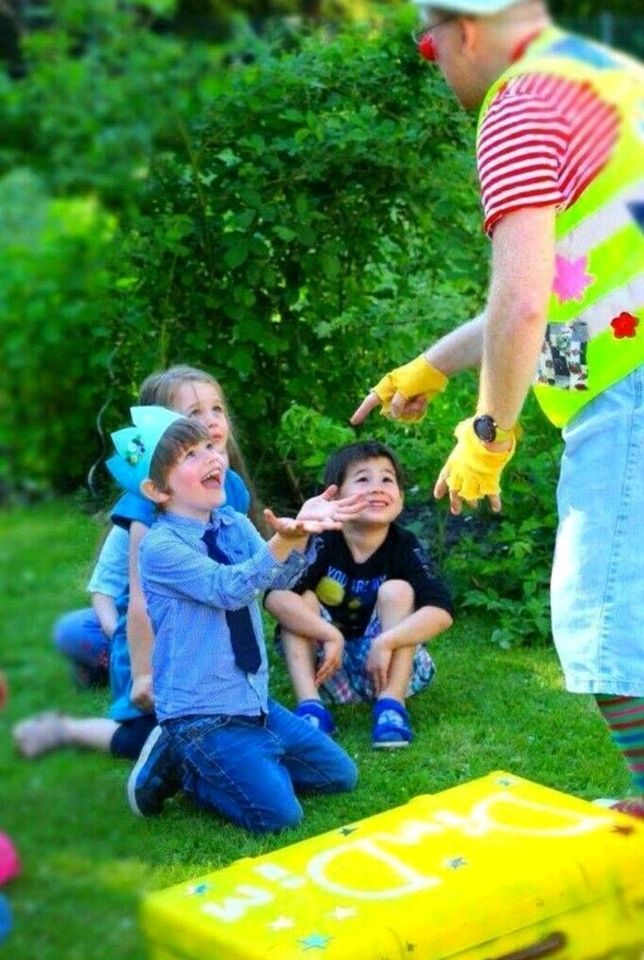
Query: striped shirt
477 71 619 235
140 508 314 722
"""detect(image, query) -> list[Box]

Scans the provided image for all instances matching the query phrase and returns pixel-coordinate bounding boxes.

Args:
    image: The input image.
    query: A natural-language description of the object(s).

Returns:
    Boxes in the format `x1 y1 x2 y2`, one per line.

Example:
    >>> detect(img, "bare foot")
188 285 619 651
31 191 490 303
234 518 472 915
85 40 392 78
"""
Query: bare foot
12 711 70 758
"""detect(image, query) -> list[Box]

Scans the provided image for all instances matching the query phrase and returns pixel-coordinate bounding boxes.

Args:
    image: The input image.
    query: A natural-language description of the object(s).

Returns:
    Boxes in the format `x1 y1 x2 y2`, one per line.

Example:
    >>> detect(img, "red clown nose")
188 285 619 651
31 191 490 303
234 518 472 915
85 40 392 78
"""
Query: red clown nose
417 31 438 61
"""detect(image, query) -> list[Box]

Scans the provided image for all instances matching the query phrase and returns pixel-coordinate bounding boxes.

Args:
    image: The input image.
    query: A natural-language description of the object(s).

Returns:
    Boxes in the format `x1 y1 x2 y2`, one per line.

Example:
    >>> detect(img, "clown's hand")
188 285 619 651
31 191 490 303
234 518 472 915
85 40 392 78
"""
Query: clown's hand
350 354 448 425
434 417 518 515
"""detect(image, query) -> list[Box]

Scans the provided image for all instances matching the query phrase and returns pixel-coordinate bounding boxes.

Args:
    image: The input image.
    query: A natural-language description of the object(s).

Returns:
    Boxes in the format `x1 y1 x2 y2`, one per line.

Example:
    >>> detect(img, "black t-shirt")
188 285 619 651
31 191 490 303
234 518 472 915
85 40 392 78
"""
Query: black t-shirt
287 524 453 640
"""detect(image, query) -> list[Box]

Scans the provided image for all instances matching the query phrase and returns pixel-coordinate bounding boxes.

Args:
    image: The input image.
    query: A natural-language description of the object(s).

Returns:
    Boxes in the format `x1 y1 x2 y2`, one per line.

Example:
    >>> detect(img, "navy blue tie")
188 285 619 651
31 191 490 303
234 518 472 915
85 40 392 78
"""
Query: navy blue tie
202 527 262 675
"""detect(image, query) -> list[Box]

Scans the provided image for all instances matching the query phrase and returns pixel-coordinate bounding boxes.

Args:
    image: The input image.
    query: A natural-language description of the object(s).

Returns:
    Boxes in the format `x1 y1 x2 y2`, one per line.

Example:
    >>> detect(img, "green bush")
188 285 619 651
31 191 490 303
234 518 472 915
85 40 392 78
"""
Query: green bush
442 394 562 649
0 169 116 494
0 1 213 212
0 0 222 496
0 4 487 501
112 10 487 494
0 4 566 648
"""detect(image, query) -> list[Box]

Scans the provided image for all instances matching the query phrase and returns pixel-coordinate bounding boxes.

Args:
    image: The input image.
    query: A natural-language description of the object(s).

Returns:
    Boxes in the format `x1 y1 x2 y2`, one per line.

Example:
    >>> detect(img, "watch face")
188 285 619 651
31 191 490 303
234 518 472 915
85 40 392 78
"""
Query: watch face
473 415 496 443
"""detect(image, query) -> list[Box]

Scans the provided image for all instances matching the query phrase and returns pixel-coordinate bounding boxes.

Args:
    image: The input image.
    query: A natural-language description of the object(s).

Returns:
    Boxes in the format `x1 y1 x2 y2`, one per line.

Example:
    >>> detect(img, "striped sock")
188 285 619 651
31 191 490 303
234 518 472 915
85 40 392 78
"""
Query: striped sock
595 695 644 794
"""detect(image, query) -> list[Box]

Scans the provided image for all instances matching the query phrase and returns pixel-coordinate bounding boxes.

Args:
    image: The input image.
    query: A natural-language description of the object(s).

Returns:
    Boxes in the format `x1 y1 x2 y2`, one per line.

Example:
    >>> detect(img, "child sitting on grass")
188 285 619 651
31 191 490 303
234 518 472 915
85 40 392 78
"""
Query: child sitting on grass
13 365 253 763
265 441 454 748
119 407 365 832
51 363 255 694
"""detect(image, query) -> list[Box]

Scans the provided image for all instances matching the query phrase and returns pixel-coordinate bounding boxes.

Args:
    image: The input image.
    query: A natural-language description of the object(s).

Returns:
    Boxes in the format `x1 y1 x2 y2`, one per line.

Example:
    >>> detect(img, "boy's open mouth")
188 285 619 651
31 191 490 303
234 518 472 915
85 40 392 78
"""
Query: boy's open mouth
201 468 222 488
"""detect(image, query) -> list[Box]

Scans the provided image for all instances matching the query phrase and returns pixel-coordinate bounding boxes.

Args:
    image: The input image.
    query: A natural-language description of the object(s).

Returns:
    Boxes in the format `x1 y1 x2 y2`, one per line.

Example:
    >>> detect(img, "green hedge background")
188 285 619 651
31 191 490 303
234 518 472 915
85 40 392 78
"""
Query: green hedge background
0 0 640 646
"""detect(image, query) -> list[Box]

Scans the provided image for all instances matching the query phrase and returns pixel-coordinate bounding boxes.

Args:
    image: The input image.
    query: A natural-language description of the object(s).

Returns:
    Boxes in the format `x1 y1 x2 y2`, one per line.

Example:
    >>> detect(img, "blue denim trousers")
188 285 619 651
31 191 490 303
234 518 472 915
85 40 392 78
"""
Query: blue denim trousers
164 699 357 833
53 607 110 672
551 365 644 696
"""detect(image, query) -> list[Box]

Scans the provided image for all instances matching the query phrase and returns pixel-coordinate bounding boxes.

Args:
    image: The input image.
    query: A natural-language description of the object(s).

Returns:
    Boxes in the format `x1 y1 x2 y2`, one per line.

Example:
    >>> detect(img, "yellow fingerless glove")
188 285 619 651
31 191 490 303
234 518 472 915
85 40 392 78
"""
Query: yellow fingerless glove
441 417 518 501
372 354 448 421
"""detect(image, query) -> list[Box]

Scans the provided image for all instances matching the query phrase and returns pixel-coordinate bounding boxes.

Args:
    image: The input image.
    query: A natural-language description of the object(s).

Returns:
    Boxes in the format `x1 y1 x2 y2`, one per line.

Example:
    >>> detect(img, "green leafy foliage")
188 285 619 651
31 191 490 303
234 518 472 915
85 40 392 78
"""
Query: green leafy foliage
0 169 116 494
0 1 219 494
0 1 213 210
0 4 489 499
442 395 562 649
113 11 486 498
0 3 568 646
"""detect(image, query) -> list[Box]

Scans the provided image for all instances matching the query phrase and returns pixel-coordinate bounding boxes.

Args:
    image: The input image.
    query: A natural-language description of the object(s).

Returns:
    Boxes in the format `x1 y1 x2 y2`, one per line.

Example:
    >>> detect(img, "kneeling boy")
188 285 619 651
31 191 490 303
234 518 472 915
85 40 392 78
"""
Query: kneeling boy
109 407 364 833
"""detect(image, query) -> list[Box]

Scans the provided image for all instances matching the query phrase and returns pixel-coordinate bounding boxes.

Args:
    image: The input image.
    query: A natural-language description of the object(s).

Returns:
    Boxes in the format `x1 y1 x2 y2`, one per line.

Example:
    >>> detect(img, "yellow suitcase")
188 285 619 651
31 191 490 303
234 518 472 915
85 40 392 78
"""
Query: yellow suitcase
141 771 644 960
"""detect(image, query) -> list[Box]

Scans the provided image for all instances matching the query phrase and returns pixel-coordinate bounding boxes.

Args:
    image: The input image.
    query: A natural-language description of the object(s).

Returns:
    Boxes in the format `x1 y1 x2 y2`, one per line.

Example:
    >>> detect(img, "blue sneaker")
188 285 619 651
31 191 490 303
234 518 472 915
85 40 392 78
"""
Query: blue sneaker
294 699 336 736
127 725 179 817
372 698 412 749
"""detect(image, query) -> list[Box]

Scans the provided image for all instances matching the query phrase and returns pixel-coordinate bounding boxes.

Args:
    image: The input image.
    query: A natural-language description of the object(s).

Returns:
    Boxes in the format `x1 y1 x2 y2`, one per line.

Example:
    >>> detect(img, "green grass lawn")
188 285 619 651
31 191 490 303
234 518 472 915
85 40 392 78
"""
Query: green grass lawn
0 500 630 960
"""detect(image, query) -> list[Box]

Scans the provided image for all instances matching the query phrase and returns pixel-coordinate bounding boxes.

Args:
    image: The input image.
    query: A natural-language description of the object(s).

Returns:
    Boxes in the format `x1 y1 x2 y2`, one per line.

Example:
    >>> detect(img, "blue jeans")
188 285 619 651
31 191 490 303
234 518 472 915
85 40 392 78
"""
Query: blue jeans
551 365 644 695
53 607 110 682
164 699 357 833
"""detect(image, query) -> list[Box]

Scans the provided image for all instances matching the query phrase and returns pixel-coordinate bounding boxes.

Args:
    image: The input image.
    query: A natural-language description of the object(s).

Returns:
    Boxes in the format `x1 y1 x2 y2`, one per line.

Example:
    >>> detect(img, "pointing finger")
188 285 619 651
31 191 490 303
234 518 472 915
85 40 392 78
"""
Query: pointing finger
350 391 381 426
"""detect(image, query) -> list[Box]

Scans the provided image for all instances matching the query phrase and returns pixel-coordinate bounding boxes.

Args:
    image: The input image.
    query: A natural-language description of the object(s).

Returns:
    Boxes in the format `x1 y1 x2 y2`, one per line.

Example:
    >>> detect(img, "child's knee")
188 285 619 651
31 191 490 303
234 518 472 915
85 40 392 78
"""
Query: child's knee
377 579 414 609
301 590 322 613
319 751 358 794
52 611 78 652
334 757 358 793
189 782 304 833
248 798 304 834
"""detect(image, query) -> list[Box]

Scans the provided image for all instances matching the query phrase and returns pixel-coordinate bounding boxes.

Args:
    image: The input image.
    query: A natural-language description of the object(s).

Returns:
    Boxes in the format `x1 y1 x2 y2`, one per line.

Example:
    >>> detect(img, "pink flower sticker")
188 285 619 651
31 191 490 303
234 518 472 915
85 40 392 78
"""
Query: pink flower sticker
611 312 639 339
553 254 594 302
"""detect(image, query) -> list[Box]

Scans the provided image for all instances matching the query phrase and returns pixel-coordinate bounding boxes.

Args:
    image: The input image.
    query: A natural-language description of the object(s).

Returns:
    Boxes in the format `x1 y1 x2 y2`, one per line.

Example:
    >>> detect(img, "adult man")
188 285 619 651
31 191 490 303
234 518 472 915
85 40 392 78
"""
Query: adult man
352 0 644 813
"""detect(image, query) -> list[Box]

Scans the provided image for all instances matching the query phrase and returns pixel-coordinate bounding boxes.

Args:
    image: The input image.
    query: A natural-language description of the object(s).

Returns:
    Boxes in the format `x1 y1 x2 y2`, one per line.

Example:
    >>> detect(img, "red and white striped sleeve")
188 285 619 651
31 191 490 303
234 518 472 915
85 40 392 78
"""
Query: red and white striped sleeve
477 73 619 235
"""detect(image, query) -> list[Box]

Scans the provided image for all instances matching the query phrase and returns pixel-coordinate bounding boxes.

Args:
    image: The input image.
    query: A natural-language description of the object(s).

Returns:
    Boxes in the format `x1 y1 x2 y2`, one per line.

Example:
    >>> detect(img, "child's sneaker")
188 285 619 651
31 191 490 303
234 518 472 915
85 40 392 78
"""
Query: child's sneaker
127 725 180 817
294 699 336 736
372 697 412 749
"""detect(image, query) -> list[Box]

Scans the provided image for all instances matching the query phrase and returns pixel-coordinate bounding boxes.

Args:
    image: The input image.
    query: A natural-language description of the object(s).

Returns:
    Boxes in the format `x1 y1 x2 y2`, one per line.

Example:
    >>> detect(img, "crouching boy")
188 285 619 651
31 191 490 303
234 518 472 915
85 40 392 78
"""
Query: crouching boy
265 441 454 748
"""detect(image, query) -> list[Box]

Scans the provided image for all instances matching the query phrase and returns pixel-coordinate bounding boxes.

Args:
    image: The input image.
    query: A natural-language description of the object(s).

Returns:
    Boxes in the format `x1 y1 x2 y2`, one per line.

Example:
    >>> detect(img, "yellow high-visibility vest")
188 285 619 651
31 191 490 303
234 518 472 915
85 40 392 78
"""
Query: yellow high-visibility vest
478 28 644 427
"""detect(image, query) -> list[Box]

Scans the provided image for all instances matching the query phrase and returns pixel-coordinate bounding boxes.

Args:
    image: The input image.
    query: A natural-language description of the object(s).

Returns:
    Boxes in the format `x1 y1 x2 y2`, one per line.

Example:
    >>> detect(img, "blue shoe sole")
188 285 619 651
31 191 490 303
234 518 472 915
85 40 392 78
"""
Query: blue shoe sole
372 737 410 750
127 725 164 817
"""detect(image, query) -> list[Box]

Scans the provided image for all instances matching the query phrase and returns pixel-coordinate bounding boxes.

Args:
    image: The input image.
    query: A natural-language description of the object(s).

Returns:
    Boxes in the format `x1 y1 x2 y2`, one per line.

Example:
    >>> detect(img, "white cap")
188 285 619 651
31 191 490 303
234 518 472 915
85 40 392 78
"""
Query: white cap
411 0 522 14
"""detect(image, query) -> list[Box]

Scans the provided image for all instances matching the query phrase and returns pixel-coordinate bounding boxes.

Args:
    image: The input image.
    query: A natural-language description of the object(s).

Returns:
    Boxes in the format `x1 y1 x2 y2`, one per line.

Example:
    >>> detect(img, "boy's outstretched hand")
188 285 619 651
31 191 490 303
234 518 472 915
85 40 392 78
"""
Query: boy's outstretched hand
264 485 367 538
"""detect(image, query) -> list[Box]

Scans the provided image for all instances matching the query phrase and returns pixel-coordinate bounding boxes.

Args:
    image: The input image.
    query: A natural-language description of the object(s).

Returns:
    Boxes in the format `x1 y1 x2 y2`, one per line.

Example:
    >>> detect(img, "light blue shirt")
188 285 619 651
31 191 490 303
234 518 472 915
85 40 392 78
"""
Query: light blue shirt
106 469 251 723
87 525 129 598
140 508 314 722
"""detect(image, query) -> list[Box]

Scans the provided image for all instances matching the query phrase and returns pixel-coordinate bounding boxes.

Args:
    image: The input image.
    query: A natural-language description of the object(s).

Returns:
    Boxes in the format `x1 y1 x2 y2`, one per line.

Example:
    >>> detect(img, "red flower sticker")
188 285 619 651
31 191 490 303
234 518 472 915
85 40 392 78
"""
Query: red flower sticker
611 312 639 339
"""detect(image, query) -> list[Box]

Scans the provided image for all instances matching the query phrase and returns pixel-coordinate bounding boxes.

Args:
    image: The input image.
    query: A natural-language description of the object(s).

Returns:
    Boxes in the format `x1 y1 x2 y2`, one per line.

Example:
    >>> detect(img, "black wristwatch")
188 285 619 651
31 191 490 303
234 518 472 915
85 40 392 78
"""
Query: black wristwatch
472 415 514 444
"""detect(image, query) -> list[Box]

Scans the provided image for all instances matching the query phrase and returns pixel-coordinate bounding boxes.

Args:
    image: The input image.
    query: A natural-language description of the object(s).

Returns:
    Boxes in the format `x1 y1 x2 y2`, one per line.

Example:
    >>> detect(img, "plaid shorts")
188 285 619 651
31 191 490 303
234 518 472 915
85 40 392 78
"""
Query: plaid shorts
316 607 435 704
